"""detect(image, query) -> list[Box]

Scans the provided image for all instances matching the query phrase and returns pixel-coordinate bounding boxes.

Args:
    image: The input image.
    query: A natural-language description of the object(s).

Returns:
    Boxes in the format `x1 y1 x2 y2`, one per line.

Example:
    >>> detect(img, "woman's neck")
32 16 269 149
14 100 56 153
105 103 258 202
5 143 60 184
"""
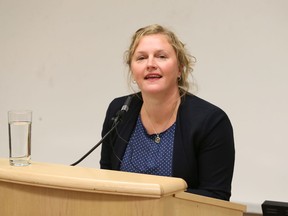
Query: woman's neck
140 91 180 134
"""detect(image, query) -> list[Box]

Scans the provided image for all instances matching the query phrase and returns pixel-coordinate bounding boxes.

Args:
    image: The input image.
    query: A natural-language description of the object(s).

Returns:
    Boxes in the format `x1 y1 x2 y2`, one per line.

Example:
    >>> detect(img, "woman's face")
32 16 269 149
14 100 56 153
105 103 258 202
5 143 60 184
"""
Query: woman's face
131 34 181 96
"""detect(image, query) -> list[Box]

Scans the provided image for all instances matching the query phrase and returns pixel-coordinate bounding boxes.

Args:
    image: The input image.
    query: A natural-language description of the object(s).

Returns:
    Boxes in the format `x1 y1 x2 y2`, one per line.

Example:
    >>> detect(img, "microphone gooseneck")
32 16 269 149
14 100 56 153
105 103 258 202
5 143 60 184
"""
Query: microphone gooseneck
70 95 133 166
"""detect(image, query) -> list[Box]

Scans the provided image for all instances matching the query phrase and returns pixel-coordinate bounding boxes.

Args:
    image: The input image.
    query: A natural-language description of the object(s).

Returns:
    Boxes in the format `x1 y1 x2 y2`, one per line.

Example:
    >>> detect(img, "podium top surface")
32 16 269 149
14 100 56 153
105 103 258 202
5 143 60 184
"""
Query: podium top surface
0 158 187 198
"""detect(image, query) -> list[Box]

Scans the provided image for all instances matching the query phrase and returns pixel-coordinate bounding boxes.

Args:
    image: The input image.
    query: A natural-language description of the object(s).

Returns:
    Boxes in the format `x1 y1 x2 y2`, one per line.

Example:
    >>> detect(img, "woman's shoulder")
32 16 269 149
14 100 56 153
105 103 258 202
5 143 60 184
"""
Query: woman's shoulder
181 93 229 120
107 93 142 115
180 93 233 140
109 95 129 107
182 93 221 110
109 93 142 107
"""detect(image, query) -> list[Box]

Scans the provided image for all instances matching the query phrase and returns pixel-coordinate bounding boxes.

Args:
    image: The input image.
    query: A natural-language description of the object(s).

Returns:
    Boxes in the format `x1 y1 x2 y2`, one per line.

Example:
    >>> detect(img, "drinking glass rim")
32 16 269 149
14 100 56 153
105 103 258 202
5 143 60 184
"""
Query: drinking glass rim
8 110 32 114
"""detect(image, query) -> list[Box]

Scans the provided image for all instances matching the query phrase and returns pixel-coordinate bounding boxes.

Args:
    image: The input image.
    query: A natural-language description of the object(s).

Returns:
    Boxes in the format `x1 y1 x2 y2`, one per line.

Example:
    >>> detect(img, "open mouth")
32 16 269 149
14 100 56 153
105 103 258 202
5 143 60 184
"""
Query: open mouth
144 74 162 80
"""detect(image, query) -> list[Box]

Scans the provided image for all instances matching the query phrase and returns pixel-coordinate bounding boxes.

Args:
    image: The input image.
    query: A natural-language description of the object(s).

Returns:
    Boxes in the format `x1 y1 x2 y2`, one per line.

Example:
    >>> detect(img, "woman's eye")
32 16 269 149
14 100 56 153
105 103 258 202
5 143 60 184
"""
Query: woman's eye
136 56 145 61
158 55 167 59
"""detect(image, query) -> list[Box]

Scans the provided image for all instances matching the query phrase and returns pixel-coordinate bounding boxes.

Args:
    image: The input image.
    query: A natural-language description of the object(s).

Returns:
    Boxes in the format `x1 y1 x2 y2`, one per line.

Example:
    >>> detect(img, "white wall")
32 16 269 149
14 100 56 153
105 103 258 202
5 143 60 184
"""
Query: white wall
0 0 287 213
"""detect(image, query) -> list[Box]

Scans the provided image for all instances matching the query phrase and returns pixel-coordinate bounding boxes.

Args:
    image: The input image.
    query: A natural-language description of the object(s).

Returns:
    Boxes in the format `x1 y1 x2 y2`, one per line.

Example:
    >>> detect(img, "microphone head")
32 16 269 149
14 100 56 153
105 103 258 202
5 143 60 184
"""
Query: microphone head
112 95 133 124
121 96 133 112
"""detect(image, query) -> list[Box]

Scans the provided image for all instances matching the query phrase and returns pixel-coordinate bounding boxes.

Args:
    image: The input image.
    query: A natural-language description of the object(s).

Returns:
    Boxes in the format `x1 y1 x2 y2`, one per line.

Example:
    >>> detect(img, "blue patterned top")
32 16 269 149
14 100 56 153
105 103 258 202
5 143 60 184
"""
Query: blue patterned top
120 116 176 176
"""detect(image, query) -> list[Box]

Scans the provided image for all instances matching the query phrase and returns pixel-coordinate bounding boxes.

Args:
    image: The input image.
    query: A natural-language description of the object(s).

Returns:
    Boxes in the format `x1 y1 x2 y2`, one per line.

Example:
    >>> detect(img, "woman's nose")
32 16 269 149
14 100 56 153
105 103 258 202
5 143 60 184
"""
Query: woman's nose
146 57 157 71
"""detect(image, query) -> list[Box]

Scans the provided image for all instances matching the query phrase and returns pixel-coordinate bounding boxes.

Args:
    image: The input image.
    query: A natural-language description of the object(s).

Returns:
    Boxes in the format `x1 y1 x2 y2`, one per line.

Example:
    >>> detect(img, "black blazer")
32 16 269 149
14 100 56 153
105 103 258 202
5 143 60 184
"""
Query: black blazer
100 93 235 201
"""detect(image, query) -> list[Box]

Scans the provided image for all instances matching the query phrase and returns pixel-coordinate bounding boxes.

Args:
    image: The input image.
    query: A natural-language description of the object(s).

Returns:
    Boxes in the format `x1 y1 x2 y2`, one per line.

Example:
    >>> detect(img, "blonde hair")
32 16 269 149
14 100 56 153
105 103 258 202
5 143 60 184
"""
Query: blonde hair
125 24 196 95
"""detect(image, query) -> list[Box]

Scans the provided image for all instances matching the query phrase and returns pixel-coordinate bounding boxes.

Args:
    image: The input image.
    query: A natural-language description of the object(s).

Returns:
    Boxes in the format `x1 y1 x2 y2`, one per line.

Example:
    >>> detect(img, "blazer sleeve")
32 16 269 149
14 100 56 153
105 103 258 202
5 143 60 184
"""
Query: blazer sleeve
188 108 235 200
99 97 123 170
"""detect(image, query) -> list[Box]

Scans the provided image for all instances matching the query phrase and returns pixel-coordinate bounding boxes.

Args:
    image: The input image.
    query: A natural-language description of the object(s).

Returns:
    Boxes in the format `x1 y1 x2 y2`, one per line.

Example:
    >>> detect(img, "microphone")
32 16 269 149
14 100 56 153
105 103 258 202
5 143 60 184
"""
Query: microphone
112 95 133 125
70 95 133 166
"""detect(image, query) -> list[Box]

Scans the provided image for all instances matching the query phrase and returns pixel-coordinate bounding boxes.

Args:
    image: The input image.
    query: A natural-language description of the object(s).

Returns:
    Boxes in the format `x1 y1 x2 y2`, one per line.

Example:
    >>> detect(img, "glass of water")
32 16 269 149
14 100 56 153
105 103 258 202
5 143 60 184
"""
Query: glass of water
8 110 32 166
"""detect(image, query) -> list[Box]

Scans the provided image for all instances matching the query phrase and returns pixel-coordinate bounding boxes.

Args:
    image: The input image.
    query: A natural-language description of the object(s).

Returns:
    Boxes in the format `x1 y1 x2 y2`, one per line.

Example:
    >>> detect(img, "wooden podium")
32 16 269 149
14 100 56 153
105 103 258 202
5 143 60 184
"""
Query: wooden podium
0 158 246 216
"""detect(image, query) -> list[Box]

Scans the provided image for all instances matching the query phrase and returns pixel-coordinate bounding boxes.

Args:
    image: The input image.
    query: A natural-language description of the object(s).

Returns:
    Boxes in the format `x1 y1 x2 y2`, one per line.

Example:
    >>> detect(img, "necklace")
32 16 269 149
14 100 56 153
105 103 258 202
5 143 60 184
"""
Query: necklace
144 99 179 144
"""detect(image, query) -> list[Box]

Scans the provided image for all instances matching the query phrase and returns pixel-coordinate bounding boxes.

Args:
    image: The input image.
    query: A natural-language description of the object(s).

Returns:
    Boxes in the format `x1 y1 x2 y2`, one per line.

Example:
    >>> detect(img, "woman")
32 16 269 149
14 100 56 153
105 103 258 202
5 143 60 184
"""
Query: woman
100 24 235 201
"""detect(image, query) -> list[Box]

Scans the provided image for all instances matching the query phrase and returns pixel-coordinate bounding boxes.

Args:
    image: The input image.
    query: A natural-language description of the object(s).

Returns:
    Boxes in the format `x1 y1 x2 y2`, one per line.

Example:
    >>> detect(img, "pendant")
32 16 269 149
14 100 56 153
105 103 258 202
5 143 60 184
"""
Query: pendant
154 134 161 143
